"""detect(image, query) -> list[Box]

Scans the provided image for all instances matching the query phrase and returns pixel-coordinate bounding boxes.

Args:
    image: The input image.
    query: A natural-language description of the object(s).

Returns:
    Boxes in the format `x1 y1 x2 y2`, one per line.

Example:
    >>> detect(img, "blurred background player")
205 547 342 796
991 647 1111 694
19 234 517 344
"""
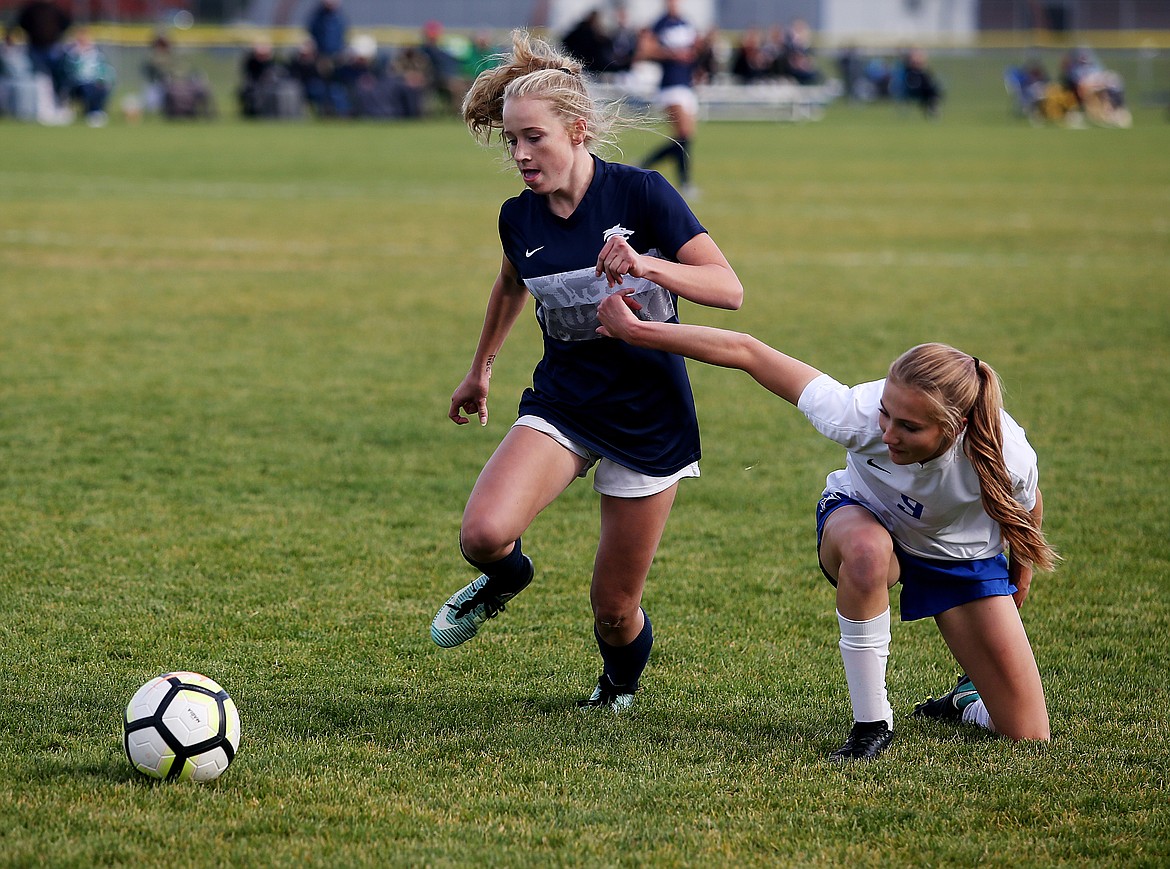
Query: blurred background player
637 0 700 197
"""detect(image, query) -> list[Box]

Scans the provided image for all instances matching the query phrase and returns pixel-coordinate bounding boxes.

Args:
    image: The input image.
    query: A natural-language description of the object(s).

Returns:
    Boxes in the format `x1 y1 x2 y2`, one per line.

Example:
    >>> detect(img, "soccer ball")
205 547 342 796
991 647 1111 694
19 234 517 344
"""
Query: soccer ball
123 671 241 782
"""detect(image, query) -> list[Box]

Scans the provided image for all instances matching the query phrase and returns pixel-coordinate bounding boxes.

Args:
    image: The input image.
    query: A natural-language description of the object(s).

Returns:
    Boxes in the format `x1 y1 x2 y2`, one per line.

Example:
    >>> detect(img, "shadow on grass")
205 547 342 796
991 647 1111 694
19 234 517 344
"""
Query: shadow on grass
26 753 162 786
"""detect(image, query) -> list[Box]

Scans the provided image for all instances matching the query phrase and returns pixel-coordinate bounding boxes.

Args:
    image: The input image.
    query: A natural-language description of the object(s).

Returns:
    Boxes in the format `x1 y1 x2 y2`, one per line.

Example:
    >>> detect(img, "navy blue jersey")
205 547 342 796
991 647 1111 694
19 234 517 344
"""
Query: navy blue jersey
498 156 706 476
652 13 698 89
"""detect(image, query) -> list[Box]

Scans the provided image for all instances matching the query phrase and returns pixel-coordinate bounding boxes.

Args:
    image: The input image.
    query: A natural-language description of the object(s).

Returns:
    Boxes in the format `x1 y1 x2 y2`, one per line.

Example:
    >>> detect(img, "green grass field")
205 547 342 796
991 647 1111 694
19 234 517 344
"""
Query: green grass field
2 66 1169 866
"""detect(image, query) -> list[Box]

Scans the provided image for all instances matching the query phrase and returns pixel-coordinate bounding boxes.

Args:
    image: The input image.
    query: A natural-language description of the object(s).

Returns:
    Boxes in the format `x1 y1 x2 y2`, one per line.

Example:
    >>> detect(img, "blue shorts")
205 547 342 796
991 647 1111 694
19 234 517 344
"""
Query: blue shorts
815 492 1016 622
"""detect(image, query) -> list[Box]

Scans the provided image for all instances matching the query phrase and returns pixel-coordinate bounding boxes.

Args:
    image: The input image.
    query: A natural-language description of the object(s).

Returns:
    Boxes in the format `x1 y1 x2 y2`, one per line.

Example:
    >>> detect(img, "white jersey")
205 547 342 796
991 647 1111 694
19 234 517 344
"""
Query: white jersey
797 374 1039 561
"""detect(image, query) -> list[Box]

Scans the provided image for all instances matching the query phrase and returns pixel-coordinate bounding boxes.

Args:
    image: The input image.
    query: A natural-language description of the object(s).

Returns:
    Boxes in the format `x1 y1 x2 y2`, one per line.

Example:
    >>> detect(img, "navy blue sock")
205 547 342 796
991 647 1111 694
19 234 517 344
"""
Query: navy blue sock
595 610 653 691
460 538 531 595
643 140 675 168
676 138 691 184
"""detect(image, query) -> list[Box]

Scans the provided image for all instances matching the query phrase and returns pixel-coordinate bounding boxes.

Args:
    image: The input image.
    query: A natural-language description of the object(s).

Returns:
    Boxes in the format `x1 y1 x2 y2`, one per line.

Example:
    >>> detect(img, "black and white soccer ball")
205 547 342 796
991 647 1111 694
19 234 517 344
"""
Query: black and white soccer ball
123 671 241 782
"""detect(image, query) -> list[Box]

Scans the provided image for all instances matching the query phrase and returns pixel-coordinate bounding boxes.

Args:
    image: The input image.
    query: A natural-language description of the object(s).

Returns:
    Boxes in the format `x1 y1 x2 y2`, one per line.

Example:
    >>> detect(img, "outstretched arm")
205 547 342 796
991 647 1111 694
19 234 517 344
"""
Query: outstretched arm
596 291 822 406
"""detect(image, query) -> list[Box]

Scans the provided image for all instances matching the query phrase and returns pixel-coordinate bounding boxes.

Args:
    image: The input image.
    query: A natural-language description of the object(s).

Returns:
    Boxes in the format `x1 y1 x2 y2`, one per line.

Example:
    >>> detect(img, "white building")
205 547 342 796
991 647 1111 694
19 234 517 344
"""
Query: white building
819 0 977 43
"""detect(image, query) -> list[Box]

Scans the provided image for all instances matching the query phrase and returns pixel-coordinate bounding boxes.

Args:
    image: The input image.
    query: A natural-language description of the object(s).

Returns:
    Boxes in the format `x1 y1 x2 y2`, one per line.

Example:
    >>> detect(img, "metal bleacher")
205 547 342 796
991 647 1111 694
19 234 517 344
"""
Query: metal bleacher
589 64 843 123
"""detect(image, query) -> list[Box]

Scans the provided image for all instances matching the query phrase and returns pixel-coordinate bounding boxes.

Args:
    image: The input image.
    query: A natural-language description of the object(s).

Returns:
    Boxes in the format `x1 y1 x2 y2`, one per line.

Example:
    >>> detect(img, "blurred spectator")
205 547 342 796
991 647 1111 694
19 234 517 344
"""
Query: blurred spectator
238 38 278 117
864 55 893 99
836 44 861 98
461 29 499 80
307 34 423 120
389 44 429 118
339 33 397 118
14 0 72 123
762 24 785 77
163 68 215 119
140 33 175 115
62 27 114 126
1004 59 1051 121
304 0 347 113
607 6 638 75
238 39 305 119
418 19 463 114
1060 47 1131 128
16 0 69 82
901 47 942 117
139 32 214 120
1 26 37 119
1034 71 1080 126
305 0 347 63
778 18 820 85
327 34 367 117
731 26 770 84
561 9 612 74
286 38 327 114
691 27 721 85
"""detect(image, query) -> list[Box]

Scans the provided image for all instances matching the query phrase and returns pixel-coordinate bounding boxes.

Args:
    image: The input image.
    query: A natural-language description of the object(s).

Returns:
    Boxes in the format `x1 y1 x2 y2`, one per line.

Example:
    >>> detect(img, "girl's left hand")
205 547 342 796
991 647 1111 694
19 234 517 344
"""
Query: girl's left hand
596 236 644 288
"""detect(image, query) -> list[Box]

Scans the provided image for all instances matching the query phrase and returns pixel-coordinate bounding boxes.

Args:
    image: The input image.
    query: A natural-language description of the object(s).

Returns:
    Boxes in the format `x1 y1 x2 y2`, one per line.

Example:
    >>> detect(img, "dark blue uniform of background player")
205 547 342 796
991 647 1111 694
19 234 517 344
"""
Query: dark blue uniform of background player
638 0 701 193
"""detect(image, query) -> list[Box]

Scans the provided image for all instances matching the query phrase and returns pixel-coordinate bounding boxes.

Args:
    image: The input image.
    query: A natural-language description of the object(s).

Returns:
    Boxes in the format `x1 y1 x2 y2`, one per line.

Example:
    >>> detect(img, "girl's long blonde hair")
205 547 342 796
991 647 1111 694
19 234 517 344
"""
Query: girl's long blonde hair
461 30 624 152
888 343 1058 571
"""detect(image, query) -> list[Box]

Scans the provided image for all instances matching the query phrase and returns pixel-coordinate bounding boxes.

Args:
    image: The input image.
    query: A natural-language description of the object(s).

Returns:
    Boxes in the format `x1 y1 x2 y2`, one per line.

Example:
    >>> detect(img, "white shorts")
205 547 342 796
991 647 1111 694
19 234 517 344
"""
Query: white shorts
656 85 699 115
515 415 699 498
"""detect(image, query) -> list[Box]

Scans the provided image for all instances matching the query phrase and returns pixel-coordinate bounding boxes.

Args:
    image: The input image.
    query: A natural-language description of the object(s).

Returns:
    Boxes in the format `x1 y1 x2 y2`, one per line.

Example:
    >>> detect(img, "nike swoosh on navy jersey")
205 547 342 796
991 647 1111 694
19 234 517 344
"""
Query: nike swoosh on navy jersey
525 246 544 257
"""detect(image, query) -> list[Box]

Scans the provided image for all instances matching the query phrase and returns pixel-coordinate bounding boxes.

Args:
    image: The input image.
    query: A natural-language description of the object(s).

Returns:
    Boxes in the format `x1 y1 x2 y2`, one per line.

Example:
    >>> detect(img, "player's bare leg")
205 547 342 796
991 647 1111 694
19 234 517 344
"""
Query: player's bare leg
933 596 1050 740
431 426 586 648
578 485 678 710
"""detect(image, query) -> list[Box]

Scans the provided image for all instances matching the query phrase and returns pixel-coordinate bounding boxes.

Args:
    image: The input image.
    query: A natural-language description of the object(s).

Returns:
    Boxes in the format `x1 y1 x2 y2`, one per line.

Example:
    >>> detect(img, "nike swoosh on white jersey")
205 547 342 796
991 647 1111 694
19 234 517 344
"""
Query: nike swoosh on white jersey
525 246 544 257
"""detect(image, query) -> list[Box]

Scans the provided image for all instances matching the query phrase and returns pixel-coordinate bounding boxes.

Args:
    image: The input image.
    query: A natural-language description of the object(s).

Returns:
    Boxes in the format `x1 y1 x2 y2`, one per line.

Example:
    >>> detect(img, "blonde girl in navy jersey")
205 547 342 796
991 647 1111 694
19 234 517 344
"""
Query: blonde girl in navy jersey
430 31 743 711
597 292 1057 759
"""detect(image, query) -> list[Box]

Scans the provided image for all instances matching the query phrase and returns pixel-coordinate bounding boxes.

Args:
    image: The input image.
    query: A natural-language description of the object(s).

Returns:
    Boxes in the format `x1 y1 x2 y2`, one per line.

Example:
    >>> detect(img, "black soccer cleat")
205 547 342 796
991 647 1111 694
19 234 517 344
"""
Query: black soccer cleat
913 673 980 724
828 720 894 762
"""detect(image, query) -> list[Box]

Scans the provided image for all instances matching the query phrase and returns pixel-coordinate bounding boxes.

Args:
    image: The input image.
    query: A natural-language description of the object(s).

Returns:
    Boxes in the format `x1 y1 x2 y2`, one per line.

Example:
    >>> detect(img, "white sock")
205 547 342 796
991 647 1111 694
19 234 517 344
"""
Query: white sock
837 608 893 729
961 698 994 731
